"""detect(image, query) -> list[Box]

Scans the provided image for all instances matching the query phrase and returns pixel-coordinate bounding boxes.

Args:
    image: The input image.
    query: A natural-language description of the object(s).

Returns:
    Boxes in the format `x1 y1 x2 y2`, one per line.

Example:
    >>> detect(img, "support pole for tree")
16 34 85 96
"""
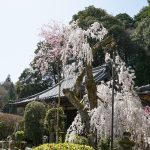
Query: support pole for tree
111 50 115 150
56 62 61 143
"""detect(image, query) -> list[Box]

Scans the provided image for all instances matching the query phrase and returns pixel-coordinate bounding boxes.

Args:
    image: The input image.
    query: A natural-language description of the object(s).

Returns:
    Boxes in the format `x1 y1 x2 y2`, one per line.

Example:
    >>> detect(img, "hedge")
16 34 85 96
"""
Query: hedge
0 112 23 139
33 143 95 150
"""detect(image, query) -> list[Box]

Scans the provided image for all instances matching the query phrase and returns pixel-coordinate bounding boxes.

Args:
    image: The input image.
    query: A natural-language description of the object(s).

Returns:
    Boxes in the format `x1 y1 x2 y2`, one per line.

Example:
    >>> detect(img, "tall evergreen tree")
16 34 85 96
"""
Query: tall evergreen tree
71 6 136 66
131 2 150 85
115 13 134 29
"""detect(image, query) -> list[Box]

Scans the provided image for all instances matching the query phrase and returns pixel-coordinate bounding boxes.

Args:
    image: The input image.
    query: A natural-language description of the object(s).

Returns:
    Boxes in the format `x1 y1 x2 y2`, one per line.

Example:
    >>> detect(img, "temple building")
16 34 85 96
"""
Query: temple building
9 63 112 128
8 63 150 127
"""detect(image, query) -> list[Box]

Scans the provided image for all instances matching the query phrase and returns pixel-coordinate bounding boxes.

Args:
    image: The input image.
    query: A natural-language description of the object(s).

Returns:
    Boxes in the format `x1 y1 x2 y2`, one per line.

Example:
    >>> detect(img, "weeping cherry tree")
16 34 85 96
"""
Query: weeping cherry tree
33 20 150 149
66 53 150 149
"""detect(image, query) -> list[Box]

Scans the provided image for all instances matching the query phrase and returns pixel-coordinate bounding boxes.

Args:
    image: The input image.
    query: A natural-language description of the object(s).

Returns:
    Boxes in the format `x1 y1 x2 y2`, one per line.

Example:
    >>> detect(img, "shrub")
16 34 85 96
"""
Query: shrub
0 112 23 139
44 107 66 142
17 119 24 131
24 101 46 145
44 107 65 132
119 131 135 149
97 138 110 150
72 135 89 145
15 130 24 141
33 143 95 150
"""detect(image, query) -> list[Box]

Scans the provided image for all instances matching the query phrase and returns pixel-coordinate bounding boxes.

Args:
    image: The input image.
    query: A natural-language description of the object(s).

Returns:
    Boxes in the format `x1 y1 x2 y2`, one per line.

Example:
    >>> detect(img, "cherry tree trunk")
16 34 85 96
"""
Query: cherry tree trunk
85 64 97 109
63 65 98 148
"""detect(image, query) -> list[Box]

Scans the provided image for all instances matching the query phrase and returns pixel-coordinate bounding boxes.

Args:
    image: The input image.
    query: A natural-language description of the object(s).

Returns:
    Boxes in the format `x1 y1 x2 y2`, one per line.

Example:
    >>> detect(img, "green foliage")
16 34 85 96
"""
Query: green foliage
17 119 24 131
16 40 62 99
44 107 66 143
132 17 150 55
24 101 46 145
115 13 134 29
134 6 150 25
15 130 24 141
71 5 134 66
0 75 16 110
72 135 89 145
71 5 122 32
0 121 7 139
16 81 49 99
8 84 16 100
119 132 135 149
134 56 150 85
33 143 95 150
119 138 135 148
0 85 8 109
98 138 110 150
44 107 65 133
16 67 51 99
15 131 25 150
71 5 150 86
15 141 27 150
2 75 16 100
71 5 107 29
131 16 150 85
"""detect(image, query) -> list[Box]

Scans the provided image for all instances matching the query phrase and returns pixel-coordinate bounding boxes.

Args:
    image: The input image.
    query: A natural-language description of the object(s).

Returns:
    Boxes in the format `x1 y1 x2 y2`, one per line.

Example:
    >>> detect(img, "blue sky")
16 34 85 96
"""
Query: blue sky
0 0 148 83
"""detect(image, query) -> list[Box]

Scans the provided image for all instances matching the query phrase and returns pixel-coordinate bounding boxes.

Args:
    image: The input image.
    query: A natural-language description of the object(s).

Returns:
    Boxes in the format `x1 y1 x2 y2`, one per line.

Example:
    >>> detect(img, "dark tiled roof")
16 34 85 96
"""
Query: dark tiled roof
11 63 112 105
135 84 150 104
136 84 150 94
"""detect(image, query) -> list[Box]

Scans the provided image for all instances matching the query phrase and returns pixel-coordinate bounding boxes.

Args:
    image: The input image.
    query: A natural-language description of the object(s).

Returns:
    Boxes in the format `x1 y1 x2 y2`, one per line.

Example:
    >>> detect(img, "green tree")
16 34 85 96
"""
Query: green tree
16 67 52 99
2 75 16 100
0 75 16 111
44 107 65 143
24 101 46 146
132 17 150 55
8 83 16 100
71 5 150 86
134 3 150 26
2 75 12 90
71 6 135 65
15 130 25 149
16 41 61 99
71 6 108 29
130 2 150 85
131 17 150 85
115 13 134 29
0 85 8 109
15 130 25 141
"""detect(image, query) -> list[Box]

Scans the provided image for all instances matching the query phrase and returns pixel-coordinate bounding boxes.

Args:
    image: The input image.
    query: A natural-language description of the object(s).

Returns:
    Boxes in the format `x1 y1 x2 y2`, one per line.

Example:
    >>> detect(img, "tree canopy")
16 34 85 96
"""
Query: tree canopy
16 67 52 99
70 5 150 86
24 101 46 145
71 6 134 65
0 75 16 110
134 5 150 26
115 13 134 29
131 2 150 85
